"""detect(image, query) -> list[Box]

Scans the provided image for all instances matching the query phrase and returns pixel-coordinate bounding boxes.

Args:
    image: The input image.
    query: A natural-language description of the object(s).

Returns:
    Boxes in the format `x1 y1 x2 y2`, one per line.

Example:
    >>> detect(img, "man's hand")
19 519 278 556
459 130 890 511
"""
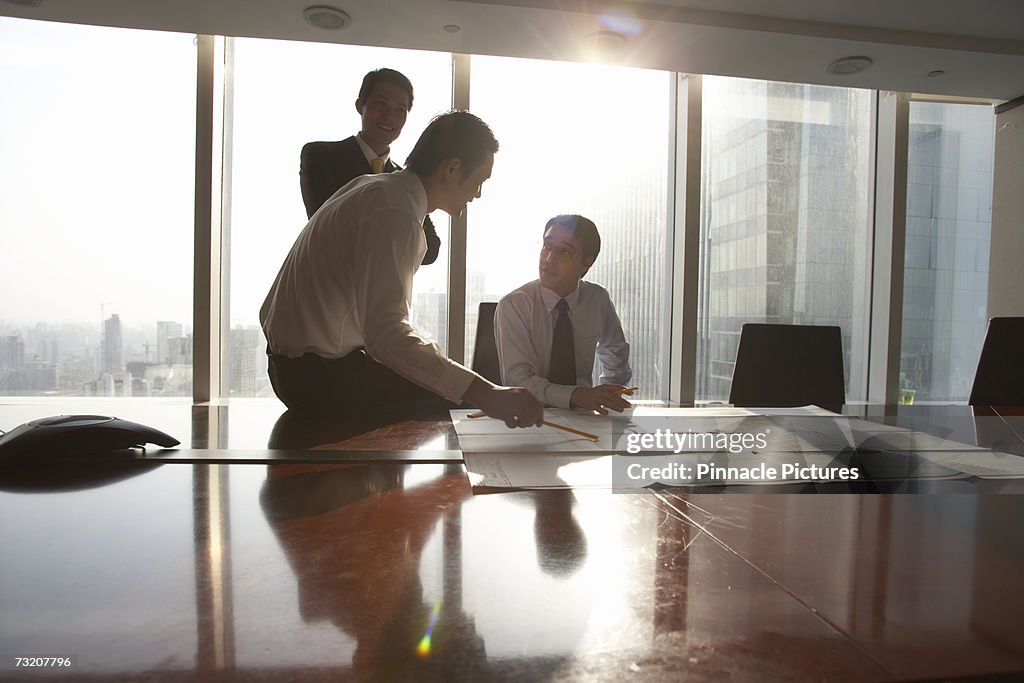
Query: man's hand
464 377 544 428
570 384 632 415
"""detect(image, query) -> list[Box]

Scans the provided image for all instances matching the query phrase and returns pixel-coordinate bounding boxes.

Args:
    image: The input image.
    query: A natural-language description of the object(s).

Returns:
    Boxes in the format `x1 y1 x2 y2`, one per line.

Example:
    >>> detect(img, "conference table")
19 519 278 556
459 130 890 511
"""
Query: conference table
1 400 1024 681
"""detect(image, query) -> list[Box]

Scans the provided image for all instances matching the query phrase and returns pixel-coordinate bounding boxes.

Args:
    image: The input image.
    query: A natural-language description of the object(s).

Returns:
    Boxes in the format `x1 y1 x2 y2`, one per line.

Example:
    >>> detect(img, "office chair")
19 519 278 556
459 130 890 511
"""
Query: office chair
728 323 846 411
471 302 502 385
969 317 1024 406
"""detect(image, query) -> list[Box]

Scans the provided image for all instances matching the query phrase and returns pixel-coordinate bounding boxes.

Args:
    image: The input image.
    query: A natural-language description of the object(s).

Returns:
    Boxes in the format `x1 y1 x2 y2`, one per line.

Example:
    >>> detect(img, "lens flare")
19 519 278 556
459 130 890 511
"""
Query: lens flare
416 601 443 657
598 8 642 36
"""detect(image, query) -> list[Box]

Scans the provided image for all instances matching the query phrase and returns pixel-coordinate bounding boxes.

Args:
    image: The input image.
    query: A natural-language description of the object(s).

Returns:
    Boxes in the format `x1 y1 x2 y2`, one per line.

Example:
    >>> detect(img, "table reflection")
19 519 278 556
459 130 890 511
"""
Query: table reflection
267 410 458 451
259 463 491 679
255 464 644 679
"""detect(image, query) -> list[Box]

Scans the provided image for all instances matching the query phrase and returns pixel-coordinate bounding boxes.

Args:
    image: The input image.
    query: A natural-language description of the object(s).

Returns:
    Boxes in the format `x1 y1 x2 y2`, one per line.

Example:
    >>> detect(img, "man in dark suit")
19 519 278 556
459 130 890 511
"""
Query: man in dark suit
299 68 440 265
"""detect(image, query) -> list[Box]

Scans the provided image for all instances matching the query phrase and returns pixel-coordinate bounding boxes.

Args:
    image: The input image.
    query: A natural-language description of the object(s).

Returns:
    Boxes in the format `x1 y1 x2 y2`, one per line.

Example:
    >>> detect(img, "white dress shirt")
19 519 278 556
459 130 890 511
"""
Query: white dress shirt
495 279 631 408
260 170 474 403
354 132 389 167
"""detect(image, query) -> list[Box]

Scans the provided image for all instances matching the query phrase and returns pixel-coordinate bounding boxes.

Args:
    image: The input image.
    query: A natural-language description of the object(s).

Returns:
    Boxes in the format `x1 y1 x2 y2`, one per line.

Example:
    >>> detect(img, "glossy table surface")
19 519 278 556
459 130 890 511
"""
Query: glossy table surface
1 399 1024 681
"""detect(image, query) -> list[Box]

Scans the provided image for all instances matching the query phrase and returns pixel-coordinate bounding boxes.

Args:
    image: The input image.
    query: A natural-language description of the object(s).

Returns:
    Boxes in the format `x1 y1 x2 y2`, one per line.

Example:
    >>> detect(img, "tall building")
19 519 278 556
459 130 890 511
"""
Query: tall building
900 103 994 401
228 326 266 395
156 321 184 365
411 291 448 355
19 362 58 393
166 333 192 365
585 164 668 397
0 335 24 393
37 336 59 365
102 314 124 375
0 335 23 371
696 80 872 401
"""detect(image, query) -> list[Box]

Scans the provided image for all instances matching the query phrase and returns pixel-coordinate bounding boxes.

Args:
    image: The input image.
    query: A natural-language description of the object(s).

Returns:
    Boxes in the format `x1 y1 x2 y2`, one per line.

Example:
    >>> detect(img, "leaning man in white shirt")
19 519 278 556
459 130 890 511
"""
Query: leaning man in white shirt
495 215 632 414
261 111 542 429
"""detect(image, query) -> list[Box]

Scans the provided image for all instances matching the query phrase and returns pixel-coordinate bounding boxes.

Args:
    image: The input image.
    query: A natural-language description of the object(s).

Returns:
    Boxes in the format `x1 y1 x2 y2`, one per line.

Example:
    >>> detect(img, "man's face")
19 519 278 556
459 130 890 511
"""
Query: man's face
356 81 410 152
438 153 494 218
538 224 591 297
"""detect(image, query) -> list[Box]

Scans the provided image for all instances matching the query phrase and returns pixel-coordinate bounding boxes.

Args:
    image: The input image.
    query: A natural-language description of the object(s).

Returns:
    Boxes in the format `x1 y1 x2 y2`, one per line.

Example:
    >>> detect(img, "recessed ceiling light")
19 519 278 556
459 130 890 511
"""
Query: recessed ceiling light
303 6 351 30
825 56 873 76
927 70 945 78
443 24 461 33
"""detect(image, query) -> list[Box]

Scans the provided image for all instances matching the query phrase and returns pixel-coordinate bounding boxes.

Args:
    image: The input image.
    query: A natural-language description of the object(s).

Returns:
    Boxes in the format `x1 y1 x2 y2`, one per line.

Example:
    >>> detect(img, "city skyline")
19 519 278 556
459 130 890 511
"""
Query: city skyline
0 315 197 397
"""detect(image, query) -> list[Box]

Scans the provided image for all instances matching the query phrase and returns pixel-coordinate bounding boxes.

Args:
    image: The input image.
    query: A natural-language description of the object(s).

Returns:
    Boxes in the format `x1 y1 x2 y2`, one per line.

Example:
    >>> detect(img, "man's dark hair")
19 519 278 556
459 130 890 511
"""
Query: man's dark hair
544 214 601 269
406 111 499 181
357 68 414 110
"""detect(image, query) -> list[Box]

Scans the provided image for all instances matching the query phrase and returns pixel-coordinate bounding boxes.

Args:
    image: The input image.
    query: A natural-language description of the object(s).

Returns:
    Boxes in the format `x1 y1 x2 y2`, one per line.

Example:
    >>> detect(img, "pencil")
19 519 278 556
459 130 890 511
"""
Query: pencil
465 411 599 441
620 387 639 396
542 419 599 441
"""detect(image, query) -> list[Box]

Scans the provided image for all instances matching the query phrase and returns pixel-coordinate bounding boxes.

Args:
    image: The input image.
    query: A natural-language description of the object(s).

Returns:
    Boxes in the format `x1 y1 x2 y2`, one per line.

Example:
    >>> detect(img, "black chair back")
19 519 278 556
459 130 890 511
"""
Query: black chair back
729 323 845 411
471 302 502 385
969 317 1024 406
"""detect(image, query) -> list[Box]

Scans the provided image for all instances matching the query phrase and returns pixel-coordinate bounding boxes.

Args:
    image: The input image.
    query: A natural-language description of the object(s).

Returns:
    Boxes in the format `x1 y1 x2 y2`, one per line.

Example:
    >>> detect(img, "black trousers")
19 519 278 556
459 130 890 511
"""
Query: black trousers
267 347 457 420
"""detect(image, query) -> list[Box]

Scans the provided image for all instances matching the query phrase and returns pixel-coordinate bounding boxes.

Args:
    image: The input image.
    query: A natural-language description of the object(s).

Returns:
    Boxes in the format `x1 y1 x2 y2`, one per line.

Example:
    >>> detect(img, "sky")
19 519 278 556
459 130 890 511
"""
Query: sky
1 18 196 326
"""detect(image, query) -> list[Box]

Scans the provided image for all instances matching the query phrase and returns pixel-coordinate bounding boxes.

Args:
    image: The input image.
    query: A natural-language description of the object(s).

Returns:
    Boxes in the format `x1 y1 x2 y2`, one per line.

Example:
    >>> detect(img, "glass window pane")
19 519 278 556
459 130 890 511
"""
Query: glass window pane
696 77 874 402
900 101 994 403
467 56 670 399
226 39 452 396
0 18 196 397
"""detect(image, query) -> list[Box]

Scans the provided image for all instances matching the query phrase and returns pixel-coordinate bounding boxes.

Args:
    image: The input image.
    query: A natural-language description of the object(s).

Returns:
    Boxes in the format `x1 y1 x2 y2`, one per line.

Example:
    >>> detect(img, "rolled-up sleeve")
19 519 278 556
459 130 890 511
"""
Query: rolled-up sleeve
597 297 632 386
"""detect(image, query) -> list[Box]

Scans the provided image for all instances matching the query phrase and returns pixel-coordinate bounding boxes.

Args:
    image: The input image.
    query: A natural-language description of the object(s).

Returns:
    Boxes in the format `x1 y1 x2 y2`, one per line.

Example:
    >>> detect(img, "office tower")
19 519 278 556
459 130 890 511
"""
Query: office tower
696 80 872 401
102 314 124 375
157 321 184 365
20 361 58 392
0 335 25 393
0 335 23 372
229 326 265 395
411 291 448 355
166 334 192 365
901 103 995 401
464 271 489 365
38 336 59 365
585 167 668 397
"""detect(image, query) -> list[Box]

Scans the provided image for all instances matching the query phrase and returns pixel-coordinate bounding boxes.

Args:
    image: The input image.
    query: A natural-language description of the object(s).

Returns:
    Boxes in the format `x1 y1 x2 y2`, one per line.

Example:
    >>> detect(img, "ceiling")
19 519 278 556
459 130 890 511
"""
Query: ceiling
2 0 1024 100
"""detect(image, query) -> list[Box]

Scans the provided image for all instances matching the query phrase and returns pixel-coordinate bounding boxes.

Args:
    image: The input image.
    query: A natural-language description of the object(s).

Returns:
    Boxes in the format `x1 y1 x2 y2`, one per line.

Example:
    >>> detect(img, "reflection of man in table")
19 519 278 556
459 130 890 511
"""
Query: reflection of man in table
260 465 586 678
260 464 488 679
262 111 543 428
299 67 440 265
496 214 632 415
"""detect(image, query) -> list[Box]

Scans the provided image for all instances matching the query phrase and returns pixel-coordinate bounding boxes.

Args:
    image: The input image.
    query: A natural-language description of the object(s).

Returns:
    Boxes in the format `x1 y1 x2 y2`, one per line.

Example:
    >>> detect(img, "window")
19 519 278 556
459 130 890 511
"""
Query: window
3 19 1001 407
0 18 196 397
696 77 874 402
466 56 671 399
224 39 452 395
900 101 995 403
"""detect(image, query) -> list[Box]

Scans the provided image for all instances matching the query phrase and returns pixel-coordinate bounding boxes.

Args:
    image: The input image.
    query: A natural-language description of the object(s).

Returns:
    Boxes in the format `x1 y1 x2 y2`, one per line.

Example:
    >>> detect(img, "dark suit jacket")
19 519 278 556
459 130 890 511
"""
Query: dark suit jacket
299 136 441 265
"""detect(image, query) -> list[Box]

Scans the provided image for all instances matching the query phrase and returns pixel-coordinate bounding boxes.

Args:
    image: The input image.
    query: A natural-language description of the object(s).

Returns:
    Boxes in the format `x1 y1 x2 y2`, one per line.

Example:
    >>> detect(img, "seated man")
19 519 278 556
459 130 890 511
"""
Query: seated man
299 67 440 265
495 215 632 414
262 111 543 429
